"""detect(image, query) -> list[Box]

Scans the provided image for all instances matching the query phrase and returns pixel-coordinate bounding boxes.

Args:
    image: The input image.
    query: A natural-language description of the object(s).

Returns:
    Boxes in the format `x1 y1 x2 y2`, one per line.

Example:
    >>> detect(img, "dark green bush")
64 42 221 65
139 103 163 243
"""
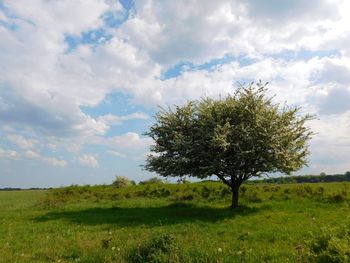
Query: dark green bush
327 193 346 203
128 234 178 263
200 186 211 198
263 185 270 192
284 188 291 194
240 186 247 195
175 193 194 201
304 185 313 194
246 191 262 203
271 186 281 192
294 185 308 197
139 177 164 185
315 186 324 196
220 187 231 197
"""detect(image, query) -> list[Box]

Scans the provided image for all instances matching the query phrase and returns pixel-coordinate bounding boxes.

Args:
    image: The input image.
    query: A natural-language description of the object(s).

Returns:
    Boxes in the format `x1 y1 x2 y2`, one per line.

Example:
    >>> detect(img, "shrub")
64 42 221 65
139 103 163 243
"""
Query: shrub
284 188 291 194
128 234 178 263
304 185 313 195
240 186 247 195
246 191 262 203
269 186 280 192
304 226 350 263
294 185 307 197
315 186 324 196
160 188 171 197
200 186 211 198
112 176 132 188
130 180 137 186
37 194 67 209
139 177 164 185
220 187 231 197
174 193 194 201
263 185 270 192
327 193 346 203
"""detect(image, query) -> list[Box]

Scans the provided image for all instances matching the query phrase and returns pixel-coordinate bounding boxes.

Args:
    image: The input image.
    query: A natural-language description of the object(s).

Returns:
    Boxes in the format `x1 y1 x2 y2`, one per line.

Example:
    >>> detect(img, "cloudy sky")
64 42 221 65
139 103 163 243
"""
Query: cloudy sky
1 0 350 188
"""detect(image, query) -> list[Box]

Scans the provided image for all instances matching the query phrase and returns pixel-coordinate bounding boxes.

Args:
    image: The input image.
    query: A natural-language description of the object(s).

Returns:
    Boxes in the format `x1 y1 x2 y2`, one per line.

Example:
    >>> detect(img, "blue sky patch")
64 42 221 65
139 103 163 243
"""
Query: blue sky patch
64 28 113 52
162 55 257 80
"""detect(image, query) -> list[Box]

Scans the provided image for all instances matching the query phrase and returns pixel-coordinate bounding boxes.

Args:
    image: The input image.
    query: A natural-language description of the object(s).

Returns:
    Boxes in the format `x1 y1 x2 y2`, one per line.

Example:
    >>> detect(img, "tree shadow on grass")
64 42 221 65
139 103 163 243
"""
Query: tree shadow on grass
35 202 269 227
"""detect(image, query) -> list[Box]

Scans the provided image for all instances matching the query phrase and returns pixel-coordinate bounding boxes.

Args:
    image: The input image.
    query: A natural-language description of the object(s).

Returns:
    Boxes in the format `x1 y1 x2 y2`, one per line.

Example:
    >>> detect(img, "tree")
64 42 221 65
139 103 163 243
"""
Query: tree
144 82 314 209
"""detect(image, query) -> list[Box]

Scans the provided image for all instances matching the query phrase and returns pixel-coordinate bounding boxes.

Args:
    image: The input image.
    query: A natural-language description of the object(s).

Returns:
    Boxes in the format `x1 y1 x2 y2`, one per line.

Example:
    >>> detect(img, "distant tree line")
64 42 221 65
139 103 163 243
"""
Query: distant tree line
0 187 53 191
250 171 350 184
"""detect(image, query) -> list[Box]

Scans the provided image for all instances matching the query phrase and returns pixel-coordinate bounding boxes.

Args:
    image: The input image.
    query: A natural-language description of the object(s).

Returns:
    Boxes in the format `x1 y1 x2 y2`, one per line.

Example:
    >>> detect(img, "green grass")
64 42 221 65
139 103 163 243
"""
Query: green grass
0 182 350 262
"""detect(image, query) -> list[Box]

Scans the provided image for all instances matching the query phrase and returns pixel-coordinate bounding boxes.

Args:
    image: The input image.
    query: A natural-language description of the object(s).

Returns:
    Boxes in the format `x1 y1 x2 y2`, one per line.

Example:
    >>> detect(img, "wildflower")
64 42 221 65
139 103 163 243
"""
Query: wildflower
112 246 116 250
218 248 222 252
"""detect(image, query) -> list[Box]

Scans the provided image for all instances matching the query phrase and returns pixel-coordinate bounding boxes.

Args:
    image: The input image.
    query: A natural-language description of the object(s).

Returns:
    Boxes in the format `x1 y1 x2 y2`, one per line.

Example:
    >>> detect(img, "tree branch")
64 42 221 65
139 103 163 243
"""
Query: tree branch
215 173 232 187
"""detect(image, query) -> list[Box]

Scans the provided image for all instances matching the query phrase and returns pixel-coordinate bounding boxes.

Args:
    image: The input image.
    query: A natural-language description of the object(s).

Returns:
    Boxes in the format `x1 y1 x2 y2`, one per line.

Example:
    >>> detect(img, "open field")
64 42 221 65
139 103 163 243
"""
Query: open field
0 182 349 262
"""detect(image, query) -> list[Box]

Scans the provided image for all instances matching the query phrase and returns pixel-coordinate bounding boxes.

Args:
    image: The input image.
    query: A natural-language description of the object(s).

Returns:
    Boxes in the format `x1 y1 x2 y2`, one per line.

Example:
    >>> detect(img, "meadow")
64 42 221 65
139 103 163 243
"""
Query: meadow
0 182 349 262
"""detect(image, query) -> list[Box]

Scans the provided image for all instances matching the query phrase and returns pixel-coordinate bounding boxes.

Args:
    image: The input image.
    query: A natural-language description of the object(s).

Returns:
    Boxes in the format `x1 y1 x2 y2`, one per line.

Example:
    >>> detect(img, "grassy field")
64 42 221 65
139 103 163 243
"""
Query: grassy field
0 182 349 262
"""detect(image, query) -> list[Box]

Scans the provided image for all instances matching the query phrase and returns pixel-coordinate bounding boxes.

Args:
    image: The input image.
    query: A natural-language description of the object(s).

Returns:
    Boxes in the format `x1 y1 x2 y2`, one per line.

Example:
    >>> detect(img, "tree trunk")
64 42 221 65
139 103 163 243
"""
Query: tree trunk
231 183 240 209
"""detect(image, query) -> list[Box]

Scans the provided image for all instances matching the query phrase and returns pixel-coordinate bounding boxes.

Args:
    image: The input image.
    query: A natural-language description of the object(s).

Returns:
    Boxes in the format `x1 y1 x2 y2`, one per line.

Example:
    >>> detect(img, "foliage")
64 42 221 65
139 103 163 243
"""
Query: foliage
145 82 313 208
39 182 350 208
304 225 350 263
112 176 133 188
128 234 178 263
139 177 164 185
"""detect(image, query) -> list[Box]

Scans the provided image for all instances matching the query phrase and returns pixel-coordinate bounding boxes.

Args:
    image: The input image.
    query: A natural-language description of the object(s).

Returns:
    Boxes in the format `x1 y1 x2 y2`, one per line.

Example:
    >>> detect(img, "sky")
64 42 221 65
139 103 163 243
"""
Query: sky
1 0 350 188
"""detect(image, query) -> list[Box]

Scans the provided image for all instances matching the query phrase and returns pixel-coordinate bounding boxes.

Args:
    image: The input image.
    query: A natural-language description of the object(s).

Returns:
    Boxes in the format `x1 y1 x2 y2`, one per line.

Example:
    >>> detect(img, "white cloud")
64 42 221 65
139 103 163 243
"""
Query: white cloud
4 0 109 35
117 0 345 65
118 0 243 65
47 143 58 151
316 86 350 115
0 10 7 22
0 148 68 166
98 112 149 126
65 143 82 153
307 112 350 174
316 56 350 85
109 132 153 150
89 132 153 158
0 0 114 138
107 150 127 158
23 150 68 167
7 134 36 149
77 154 99 167
0 148 19 159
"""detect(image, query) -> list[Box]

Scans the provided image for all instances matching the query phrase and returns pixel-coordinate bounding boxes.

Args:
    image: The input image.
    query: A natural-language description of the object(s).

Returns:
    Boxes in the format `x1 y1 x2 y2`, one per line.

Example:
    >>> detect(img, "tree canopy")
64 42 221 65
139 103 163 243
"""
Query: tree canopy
145 82 313 208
